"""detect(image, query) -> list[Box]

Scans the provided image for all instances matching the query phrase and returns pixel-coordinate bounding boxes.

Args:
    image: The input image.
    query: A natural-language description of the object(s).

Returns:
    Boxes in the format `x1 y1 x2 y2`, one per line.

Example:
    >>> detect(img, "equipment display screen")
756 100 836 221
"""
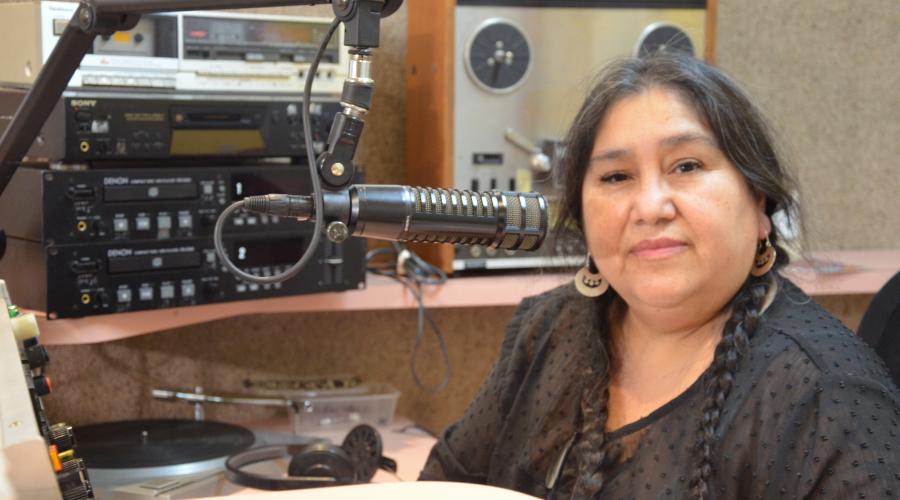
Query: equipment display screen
183 16 340 63
231 173 307 200
170 130 265 156
234 237 305 268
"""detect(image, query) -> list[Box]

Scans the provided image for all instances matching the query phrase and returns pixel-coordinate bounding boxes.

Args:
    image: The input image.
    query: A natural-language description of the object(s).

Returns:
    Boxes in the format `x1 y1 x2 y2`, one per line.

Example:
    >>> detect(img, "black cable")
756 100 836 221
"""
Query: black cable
366 244 452 393
213 17 341 285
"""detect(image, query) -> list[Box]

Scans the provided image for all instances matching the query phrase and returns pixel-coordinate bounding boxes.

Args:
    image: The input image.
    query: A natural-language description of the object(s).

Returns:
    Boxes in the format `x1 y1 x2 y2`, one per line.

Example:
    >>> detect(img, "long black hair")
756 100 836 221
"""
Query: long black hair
556 52 801 499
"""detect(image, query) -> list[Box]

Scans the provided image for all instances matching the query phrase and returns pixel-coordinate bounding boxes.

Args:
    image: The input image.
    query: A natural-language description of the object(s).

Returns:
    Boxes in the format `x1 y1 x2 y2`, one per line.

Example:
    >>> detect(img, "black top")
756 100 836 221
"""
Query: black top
419 280 900 498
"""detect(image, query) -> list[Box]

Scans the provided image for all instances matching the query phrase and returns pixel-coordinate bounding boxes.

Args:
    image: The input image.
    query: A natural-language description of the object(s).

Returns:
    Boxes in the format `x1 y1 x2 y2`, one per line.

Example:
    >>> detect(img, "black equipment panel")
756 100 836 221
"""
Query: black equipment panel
0 166 366 319
3 166 318 245
0 88 337 165
65 95 338 161
4 231 362 319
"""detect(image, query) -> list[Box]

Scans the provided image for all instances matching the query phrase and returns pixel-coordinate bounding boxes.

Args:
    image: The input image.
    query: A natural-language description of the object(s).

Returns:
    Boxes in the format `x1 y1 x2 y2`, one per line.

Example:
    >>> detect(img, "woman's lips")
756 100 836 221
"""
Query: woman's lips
631 238 689 259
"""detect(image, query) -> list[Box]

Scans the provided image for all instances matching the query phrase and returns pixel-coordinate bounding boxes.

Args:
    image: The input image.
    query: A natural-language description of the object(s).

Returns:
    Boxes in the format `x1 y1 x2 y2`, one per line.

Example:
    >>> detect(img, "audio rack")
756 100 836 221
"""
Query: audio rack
0 3 372 321
0 165 366 319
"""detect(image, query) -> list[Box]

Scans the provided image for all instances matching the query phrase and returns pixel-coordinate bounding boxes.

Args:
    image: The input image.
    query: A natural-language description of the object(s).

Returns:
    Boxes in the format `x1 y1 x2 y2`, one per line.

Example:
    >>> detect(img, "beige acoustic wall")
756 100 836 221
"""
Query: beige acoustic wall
715 0 900 250
43 305 517 436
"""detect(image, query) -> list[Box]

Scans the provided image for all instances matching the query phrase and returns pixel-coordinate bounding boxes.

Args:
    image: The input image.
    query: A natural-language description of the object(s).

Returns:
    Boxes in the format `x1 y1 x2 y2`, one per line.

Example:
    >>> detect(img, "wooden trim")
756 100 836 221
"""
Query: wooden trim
704 0 717 63
404 0 457 273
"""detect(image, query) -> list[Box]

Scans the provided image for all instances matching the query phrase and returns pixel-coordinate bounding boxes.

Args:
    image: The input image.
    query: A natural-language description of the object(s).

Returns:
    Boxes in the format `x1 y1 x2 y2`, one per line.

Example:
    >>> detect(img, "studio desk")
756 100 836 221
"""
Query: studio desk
177 417 537 499
11 249 898 499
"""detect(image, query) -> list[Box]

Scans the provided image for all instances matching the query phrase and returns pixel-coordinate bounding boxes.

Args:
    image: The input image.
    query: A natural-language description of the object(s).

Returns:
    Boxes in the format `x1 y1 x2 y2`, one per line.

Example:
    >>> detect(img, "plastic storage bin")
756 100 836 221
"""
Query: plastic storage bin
291 383 400 433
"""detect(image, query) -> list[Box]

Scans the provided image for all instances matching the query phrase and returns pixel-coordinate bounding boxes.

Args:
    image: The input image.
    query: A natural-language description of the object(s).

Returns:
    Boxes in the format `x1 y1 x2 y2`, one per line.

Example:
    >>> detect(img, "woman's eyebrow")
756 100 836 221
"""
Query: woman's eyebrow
588 148 629 165
661 132 718 150
588 132 718 166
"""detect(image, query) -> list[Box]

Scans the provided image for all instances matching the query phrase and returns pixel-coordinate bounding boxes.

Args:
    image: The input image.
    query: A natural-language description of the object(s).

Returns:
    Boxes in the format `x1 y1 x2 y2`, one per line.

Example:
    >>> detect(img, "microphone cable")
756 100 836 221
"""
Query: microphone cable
212 17 341 285
366 243 453 393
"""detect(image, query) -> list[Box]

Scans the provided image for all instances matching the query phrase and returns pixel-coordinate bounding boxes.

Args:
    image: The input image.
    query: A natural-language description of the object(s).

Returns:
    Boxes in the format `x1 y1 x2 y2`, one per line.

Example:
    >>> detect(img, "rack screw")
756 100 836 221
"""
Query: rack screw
326 221 350 243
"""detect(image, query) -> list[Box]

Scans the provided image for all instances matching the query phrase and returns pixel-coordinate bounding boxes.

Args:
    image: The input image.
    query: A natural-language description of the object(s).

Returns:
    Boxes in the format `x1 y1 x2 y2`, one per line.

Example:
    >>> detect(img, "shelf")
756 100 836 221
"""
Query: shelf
781 249 900 296
28 249 900 346
32 273 570 345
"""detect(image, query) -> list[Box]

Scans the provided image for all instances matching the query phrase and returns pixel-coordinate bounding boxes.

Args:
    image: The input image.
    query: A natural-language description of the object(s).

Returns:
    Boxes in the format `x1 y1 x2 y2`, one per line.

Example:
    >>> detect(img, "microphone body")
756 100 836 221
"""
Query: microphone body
243 185 548 251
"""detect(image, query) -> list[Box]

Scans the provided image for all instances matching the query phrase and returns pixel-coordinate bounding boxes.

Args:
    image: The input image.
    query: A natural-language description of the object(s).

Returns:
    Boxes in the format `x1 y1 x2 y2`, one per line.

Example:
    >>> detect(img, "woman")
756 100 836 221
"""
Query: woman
419 53 900 498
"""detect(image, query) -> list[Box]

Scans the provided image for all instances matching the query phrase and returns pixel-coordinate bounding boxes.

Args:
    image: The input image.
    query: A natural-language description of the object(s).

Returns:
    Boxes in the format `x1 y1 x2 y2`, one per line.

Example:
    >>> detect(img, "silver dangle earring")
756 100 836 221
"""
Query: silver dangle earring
575 254 608 297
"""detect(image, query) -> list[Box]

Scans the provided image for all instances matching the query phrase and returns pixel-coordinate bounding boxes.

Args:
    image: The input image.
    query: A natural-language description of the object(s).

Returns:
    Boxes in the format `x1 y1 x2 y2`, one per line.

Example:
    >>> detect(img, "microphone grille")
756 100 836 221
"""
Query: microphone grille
412 187 499 218
403 187 546 249
506 194 523 228
524 195 542 230
497 192 547 251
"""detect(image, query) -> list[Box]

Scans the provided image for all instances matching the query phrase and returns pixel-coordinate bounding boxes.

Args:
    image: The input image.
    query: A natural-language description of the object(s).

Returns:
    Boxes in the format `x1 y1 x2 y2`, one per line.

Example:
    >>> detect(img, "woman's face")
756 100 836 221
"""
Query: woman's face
581 86 769 318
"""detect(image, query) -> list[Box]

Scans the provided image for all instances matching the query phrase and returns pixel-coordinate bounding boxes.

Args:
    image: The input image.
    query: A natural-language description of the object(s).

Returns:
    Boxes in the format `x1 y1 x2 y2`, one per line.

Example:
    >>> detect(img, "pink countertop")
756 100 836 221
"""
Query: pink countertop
210 482 539 499
28 249 900 346
94 419 444 499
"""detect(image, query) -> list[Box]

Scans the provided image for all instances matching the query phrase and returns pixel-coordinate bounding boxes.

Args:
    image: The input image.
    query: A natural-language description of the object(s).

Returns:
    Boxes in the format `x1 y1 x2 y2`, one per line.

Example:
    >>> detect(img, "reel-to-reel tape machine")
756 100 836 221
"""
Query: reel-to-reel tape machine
406 0 713 273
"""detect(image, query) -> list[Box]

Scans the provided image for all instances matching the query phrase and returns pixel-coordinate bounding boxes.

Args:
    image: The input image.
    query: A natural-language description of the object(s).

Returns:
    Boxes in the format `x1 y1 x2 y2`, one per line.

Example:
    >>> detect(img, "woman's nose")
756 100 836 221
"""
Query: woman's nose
632 176 676 225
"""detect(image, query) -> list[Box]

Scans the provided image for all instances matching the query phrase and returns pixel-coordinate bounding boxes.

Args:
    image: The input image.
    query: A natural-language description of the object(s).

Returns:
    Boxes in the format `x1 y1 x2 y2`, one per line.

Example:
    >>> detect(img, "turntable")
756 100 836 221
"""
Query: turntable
76 419 254 488
73 416 418 499
75 419 322 499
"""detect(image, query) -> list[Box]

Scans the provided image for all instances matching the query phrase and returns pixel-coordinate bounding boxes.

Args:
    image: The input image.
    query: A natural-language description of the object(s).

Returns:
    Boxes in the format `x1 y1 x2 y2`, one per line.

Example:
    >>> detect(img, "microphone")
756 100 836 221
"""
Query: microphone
242 185 548 251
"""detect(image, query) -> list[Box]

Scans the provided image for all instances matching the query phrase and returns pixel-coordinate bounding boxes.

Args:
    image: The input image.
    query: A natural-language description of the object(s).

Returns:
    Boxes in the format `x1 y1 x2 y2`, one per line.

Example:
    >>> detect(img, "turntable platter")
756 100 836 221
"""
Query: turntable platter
77 419 255 468
76 419 255 488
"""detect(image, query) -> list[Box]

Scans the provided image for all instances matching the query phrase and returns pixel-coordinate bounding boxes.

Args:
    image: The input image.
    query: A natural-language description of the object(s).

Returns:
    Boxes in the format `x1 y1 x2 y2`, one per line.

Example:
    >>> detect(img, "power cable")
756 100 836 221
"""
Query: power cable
366 243 452 393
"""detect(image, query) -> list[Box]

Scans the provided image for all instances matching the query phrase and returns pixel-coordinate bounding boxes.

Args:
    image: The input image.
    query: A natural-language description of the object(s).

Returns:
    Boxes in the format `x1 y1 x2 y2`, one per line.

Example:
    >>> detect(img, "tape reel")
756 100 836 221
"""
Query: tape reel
464 18 532 94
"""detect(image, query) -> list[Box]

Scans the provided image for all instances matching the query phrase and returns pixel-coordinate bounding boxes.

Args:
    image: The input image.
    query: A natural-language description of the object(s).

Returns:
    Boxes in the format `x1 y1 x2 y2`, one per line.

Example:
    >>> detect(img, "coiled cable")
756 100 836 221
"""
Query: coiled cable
213 17 341 284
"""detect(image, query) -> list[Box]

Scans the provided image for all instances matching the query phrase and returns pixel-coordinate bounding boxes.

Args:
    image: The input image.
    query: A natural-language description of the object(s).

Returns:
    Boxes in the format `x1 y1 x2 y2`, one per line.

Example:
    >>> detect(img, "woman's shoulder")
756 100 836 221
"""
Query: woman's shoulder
504 282 596 355
751 278 893 385
721 280 899 476
721 281 900 497
512 281 589 322
521 280 583 305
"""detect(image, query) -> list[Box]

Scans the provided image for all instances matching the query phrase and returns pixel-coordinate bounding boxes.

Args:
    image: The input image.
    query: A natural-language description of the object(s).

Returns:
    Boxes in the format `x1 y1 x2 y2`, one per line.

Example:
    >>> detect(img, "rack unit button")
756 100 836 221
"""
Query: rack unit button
157 215 172 229
178 214 193 228
157 215 172 238
135 216 151 231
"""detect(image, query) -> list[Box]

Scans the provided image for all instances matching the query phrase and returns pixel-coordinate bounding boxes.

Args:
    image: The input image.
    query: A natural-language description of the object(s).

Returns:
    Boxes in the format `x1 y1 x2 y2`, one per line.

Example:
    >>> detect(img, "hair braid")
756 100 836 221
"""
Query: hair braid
571 367 612 497
570 294 619 498
690 277 770 499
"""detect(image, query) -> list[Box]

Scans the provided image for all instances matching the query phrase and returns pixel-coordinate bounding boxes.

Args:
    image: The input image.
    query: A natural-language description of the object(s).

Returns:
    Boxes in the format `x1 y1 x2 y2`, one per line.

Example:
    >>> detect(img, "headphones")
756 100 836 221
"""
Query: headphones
225 424 397 491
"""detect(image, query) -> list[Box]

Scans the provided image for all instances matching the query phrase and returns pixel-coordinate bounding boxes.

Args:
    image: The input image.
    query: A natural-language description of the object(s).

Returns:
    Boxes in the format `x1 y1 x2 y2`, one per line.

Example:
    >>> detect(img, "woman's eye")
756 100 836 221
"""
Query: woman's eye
674 161 702 174
600 172 629 184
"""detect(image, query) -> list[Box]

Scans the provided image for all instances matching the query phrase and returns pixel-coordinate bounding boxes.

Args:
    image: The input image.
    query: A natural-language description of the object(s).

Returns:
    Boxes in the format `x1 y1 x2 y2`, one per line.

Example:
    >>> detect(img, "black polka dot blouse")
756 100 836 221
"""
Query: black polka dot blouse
419 279 900 499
